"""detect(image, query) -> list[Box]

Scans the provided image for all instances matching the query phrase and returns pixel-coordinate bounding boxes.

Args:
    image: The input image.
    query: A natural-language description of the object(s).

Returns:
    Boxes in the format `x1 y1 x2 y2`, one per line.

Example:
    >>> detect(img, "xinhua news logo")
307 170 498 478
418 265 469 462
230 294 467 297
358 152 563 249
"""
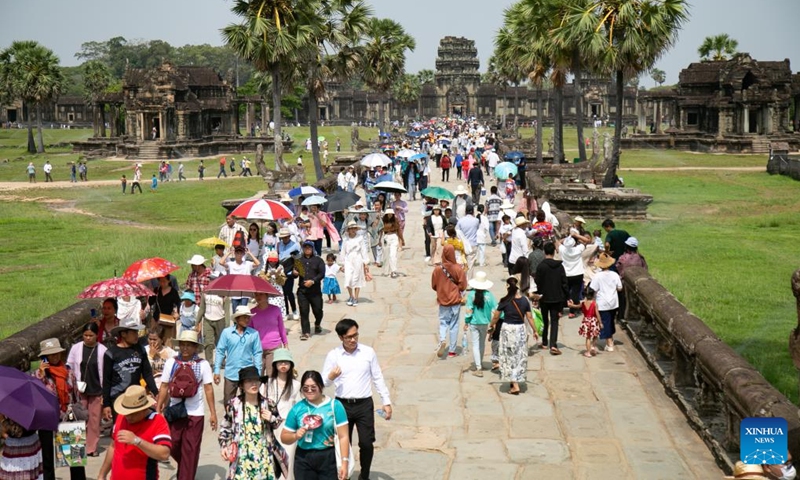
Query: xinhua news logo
740 417 788 465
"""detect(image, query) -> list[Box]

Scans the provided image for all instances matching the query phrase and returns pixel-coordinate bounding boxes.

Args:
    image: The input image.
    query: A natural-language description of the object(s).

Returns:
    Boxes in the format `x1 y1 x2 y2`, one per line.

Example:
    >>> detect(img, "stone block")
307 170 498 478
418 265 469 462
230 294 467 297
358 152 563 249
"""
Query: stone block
448 462 519 480
508 415 564 440
505 438 571 464
451 438 507 463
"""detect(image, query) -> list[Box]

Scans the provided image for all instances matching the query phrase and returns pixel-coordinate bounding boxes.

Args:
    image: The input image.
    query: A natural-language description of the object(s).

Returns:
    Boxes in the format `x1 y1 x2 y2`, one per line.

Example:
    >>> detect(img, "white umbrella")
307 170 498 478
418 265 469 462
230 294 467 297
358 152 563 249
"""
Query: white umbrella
396 149 417 159
361 153 392 168
301 195 327 206
374 181 408 193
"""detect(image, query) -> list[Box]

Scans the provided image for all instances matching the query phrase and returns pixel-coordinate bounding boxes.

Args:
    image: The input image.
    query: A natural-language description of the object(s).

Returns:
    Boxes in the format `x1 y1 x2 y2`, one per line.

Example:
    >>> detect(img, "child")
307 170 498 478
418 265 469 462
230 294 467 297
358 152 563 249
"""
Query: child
504 173 517 202
150 173 158 192
476 204 490 267
121 174 127 194
260 251 288 319
498 214 514 268
322 253 341 304
592 229 605 251
568 288 600 357
177 292 198 340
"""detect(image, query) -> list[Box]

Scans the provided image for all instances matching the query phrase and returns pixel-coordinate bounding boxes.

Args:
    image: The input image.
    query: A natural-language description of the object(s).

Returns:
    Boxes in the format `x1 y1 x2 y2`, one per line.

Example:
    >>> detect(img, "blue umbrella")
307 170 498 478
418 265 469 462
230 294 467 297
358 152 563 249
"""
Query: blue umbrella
437 138 451 145
410 153 429 162
495 162 519 180
406 131 422 137
288 186 324 198
375 173 394 183
504 151 525 161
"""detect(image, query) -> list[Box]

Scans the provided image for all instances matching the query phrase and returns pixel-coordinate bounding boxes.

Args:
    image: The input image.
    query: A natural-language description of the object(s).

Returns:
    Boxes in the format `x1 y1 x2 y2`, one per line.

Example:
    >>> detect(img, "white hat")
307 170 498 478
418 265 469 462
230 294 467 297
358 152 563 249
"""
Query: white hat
625 237 639 248
278 228 292 238
280 193 293 203
573 215 586 224
384 208 395 215
233 305 254 318
111 316 146 335
346 220 359 229
454 185 468 195
187 254 207 266
468 271 493 290
39 338 66 356
175 330 202 345
500 199 515 210
562 236 576 248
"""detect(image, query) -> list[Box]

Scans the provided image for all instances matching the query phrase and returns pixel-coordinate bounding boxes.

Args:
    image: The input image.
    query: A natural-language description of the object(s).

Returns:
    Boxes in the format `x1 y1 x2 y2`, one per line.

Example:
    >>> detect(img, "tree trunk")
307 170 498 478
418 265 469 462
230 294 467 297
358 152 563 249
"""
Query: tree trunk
308 93 324 181
35 103 45 154
271 66 288 172
25 103 35 154
536 86 543 165
378 93 386 140
574 60 587 163
603 70 625 187
554 86 564 163
501 90 507 128
513 83 519 132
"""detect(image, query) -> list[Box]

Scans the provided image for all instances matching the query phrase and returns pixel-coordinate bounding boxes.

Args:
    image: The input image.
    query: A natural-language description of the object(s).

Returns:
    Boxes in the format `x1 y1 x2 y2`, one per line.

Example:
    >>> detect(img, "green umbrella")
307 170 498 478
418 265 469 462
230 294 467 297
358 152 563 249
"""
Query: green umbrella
318 136 326 142
420 186 455 200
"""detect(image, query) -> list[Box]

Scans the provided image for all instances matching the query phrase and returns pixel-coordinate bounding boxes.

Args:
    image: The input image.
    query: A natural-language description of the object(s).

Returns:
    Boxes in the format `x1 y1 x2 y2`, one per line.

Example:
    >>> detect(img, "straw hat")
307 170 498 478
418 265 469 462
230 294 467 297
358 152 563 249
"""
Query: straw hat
39 338 65 356
500 199 515 210
278 228 291 238
280 193 293 203
595 253 615 269
114 385 156 416
573 215 586 224
514 216 530 227
468 271 493 290
346 220 359 229
111 316 146 336
175 330 202 345
187 254 207 266
232 305 254 318
267 250 279 260
724 461 768 480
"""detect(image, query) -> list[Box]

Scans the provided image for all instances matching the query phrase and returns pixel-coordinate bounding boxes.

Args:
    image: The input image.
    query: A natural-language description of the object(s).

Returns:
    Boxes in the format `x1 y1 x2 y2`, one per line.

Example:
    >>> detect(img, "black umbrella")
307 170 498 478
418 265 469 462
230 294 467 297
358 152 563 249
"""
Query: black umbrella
322 190 361 212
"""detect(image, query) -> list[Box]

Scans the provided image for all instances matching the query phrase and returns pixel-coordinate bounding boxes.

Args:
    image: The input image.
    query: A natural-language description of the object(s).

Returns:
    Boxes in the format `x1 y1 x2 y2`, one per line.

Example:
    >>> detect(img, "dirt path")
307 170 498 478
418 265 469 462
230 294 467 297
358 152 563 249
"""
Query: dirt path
620 166 763 172
0 174 255 192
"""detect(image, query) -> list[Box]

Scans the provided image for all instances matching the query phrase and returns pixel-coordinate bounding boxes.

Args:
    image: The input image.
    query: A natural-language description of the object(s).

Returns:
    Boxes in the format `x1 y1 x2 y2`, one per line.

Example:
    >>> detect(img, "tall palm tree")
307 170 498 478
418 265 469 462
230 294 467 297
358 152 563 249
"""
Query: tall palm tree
391 73 422 119
698 34 738 61
485 56 508 127
560 0 689 186
222 0 312 172
650 68 666 87
361 18 415 138
0 41 64 153
493 26 527 132
82 60 112 138
416 69 435 85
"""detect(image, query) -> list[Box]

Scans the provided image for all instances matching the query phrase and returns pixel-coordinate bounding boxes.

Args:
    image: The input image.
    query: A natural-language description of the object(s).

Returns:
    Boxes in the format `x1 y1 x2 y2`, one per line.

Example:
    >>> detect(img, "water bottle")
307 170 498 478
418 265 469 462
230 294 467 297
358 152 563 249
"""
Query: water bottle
375 409 388 420
461 334 469 355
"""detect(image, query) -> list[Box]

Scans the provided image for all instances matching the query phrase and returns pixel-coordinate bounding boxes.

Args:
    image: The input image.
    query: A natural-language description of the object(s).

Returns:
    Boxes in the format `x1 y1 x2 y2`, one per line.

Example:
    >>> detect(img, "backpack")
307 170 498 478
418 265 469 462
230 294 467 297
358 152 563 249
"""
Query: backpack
232 230 247 250
168 358 201 398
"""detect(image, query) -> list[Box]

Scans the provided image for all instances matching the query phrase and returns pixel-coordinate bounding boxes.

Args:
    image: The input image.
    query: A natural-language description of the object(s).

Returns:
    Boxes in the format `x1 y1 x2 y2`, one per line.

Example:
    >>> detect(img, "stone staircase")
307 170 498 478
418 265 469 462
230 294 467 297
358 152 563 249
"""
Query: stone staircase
750 137 771 154
133 143 161 160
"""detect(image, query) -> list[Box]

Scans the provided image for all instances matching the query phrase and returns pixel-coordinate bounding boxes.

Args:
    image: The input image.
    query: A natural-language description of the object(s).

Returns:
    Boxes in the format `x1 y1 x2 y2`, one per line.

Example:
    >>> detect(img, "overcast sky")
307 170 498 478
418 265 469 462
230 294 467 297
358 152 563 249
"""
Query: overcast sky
1 0 797 85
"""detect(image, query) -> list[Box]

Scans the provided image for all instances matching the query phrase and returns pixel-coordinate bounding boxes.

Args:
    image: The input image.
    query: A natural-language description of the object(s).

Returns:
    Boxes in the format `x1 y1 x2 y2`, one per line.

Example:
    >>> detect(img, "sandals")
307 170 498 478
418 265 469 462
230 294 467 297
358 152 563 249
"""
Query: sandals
582 352 593 358
491 362 500 371
550 347 562 356
300 334 309 341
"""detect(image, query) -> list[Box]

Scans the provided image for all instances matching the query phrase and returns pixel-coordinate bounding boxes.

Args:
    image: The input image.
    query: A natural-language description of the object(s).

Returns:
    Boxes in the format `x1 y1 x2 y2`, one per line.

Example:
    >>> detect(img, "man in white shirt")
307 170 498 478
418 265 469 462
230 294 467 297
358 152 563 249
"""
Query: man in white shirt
508 216 531 274
323 319 392 480
43 161 53 182
337 169 347 191
486 148 500 176
218 215 247 256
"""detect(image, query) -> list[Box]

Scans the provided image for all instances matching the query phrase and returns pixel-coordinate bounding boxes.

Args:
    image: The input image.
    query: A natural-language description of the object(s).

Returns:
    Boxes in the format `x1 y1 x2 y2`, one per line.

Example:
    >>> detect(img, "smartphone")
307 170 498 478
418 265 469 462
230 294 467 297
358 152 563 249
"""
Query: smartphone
90 308 97 318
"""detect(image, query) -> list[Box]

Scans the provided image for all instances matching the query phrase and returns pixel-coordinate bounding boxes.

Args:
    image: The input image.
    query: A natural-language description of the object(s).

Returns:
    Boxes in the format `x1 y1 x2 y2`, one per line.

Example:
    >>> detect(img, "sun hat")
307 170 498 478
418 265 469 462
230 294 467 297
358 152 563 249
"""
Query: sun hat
280 193 293 202
384 208 395 215
723 461 768 480
625 237 639 248
180 291 196 303
595 253 615 269
272 348 294 366
573 215 586 224
175 329 202 345
237 366 267 384
454 185 468 195
187 254 207 266
346 220 359 229
278 228 291 238
562 236 576 248
111 316 146 336
39 338 65 356
267 251 279 260
432 205 442 211
232 305 254 318
468 271 493 290
500 199 515 210
114 385 156 416
514 216 530 227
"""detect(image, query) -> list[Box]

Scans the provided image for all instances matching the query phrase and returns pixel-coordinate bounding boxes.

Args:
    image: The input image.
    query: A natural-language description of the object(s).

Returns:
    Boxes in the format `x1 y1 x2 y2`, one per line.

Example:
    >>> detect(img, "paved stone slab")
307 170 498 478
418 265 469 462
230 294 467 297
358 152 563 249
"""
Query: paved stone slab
448 462 520 480
451 438 507 463
505 438 571 464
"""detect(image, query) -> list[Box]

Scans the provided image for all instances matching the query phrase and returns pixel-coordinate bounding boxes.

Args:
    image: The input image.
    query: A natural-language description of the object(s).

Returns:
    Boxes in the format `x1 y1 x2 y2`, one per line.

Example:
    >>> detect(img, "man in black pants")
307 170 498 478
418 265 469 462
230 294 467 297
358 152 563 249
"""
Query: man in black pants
534 242 568 355
323 319 392 480
294 240 326 340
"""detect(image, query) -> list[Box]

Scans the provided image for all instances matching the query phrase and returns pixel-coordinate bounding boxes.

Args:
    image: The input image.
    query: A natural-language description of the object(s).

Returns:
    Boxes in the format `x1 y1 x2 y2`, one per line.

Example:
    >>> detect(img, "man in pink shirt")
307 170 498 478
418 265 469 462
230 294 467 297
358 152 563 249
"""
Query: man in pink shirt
249 292 288 376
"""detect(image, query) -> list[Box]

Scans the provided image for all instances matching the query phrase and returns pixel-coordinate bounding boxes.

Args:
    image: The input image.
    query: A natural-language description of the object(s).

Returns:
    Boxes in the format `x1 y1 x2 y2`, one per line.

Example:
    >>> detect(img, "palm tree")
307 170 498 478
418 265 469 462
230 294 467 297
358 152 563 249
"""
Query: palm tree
82 60 112 138
391 73 422 119
361 18 415 138
0 41 64 153
485 56 508 127
650 68 666 87
493 26 527 132
222 0 312 172
698 34 738 61
559 0 689 186
416 69 435 85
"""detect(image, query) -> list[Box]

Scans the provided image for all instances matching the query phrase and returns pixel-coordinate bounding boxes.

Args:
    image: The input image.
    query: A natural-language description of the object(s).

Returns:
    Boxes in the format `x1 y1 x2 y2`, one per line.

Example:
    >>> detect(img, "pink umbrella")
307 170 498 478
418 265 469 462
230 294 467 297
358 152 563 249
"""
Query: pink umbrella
205 274 281 297
78 277 155 299
231 199 293 221
123 257 180 283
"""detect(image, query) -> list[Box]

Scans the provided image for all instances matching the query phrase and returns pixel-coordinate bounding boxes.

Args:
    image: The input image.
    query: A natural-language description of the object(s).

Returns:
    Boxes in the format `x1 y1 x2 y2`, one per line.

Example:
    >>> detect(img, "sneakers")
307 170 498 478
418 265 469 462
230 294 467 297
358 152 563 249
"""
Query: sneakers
447 352 457 358
300 334 309 341
346 298 354 306
472 370 484 377
292 313 299 321
605 345 615 352
352 300 358 307
424 256 431 263
436 342 447 357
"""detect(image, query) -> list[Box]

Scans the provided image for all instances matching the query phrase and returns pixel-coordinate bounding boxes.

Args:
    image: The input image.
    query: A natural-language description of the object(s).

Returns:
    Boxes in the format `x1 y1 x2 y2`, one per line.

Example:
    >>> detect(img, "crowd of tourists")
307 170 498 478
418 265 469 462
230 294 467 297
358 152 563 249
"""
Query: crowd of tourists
1 116 795 480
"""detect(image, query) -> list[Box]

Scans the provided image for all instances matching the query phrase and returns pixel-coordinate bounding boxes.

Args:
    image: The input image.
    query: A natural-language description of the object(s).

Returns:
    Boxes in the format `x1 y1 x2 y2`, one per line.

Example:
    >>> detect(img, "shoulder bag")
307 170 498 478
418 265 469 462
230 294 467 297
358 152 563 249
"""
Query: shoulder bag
331 399 355 478
76 345 96 394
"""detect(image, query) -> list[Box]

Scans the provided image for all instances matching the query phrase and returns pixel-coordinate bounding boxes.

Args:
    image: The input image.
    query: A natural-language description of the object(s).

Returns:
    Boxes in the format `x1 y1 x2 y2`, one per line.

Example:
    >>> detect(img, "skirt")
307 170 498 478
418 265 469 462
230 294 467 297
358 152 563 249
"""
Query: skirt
0 434 44 480
321 277 341 295
499 323 528 383
578 316 601 339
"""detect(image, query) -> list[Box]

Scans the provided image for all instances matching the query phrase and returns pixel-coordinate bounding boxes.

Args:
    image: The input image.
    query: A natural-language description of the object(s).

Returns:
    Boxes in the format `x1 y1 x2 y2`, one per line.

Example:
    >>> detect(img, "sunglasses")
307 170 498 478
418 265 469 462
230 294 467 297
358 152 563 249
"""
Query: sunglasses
301 385 320 393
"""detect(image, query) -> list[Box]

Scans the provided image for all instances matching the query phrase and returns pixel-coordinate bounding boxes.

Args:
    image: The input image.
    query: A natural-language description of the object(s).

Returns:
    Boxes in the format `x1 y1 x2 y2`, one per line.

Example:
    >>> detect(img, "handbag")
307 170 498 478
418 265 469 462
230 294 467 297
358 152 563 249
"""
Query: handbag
331 400 355 478
77 345 96 394
163 399 188 423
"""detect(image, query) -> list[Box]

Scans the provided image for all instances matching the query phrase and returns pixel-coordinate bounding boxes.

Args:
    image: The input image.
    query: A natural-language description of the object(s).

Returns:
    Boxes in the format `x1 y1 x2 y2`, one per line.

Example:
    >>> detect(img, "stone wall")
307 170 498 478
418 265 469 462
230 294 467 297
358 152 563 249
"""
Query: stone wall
621 266 800 472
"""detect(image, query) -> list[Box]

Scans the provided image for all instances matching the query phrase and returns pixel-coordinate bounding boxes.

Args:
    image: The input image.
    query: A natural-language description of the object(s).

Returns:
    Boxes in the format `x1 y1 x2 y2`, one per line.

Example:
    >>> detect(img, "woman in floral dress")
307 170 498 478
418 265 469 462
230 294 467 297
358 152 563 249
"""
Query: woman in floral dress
487 277 538 395
259 251 288 320
219 366 288 480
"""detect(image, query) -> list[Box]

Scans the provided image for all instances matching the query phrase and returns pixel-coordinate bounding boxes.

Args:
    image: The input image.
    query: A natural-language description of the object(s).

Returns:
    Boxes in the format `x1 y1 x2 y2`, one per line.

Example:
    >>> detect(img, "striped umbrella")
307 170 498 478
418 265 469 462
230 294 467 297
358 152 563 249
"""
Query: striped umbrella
231 199 294 221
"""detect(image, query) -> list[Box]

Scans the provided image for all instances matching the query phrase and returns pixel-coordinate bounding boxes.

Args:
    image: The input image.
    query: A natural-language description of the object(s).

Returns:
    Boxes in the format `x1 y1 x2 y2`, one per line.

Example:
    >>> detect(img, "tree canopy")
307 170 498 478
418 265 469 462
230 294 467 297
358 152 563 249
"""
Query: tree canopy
698 34 738 61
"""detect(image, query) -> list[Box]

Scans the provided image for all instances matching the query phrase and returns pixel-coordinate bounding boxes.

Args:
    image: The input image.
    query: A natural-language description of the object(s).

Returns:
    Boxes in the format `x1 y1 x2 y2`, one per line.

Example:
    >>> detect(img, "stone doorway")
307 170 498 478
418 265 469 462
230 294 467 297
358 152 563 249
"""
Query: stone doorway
451 104 464 117
7 109 17 123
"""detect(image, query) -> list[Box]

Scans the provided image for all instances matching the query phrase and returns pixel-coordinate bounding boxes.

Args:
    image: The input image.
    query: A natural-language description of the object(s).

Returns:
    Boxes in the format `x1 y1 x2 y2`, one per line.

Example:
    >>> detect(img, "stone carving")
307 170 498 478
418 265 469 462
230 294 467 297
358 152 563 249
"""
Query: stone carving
789 269 800 401
603 133 612 162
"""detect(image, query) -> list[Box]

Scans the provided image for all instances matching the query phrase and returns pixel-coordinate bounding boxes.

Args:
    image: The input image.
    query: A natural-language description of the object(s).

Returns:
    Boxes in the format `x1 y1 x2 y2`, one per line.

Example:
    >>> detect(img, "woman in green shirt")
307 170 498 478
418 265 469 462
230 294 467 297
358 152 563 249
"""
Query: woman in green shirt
464 271 498 377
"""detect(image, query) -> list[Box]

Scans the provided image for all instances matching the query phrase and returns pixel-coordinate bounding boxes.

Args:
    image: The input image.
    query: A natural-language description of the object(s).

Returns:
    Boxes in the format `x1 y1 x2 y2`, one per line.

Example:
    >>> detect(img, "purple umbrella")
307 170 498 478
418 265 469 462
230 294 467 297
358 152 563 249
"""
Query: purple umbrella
0 366 60 431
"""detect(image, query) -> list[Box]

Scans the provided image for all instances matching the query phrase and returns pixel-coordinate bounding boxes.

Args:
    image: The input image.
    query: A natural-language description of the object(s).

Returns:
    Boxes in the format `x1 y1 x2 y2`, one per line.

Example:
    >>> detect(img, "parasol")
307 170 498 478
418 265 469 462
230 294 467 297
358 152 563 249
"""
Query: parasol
78 277 155 299
0 366 61 431
301 196 327 206
374 181 407 194
288 186 324 198
495 162 519 180
360 153 392 168
123 257 180 283
231 199 294 221
205 274 282 297
196 236 230 249
420 186 455 200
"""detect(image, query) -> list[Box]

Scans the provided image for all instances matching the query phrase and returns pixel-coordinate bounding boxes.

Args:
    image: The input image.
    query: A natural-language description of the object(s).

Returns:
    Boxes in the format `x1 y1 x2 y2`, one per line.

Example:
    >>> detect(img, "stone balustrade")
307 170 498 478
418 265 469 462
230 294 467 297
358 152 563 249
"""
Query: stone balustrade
621 266 800 470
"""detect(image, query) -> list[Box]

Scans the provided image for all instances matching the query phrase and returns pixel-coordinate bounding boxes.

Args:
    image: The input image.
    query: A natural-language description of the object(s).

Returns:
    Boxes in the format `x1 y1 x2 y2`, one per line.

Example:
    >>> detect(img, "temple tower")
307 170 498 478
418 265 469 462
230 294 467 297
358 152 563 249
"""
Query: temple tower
434 37 481 117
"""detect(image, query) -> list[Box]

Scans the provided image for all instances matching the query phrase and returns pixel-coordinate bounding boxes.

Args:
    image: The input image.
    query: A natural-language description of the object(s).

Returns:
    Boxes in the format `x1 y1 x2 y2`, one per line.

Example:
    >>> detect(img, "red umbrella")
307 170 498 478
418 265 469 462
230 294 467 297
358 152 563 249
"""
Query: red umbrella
205 274 281 297
231 199 293 221
123 257 180 283
78 277 154 299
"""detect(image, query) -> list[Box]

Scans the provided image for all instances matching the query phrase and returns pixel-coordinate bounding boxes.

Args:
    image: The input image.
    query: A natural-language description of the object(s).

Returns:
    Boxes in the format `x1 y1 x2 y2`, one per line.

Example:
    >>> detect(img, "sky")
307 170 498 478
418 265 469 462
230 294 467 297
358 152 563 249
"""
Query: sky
1 0 798 86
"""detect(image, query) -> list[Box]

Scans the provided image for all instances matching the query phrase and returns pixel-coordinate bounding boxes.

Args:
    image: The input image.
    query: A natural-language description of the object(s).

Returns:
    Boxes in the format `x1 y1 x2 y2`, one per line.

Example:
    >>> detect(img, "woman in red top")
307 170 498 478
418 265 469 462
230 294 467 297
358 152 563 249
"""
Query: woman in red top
440 153 451 182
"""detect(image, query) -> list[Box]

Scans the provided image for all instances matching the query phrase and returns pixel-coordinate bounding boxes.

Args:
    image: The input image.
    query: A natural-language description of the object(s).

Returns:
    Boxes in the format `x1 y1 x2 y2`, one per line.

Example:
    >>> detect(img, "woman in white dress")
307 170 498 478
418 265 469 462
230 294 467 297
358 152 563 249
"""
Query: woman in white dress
262 348 301 480
341 220 371 307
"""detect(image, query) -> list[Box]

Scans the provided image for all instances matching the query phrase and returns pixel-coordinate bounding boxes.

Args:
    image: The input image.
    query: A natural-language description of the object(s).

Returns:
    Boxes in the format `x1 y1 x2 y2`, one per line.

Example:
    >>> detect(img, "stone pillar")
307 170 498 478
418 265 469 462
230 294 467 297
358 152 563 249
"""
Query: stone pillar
109 105 117 137
261 101 269 136
638 101 646 132
99 103 106 138
716 110 724 139
794 96 800 132
765 105 774 135
743 106 749 134
177 112 186 140
656 100 663 134
245 102 253 136
92 104 100 138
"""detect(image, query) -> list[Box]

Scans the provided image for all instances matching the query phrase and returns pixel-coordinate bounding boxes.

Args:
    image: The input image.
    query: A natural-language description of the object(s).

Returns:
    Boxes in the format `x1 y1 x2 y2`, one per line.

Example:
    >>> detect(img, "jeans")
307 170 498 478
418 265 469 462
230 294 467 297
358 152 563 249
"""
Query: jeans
441 168 450 182
371 244 383 264
488 221 497 245
471 184 481 204
217 167 227 178
122 182 127 194
131 182 142 194
297 290 323 335
469 324 488 370
541 301 562 348
408 179 416 200
438 305 461 352
424 228 431 257
231 297 249 310
313 238 323 257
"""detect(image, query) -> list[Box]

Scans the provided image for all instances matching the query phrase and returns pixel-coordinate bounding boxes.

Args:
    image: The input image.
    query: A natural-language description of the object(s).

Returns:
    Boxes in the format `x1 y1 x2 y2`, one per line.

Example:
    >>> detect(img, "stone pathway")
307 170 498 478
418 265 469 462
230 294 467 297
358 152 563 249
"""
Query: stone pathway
72 178 723 479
